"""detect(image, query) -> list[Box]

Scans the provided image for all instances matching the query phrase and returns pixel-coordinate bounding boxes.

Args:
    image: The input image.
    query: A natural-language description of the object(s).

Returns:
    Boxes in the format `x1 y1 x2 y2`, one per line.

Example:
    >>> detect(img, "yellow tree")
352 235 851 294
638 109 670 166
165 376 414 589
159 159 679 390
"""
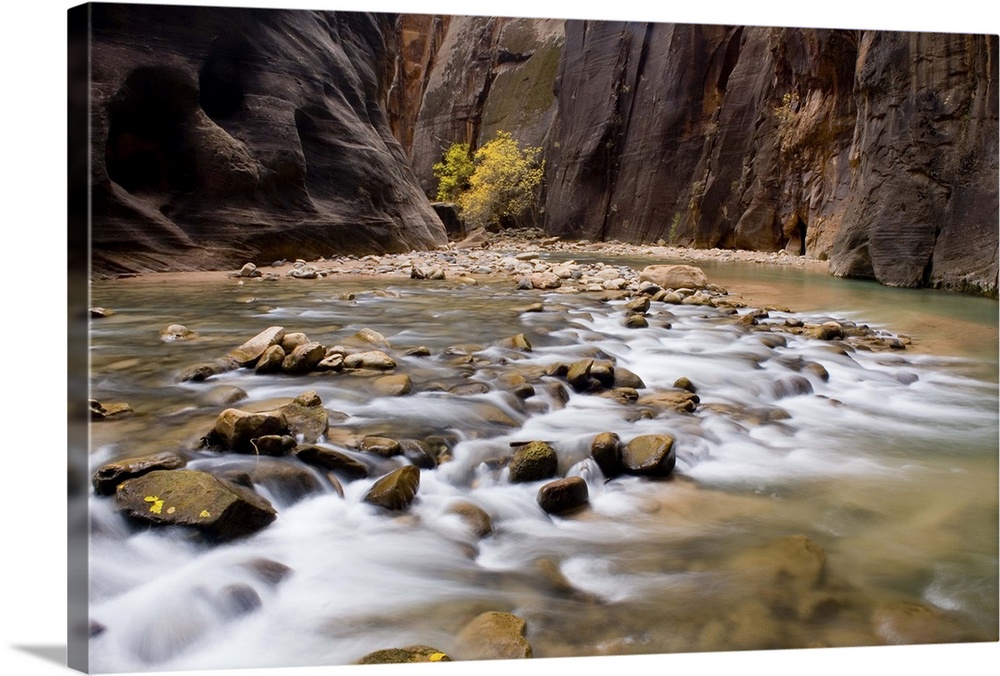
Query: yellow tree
451 131 544 230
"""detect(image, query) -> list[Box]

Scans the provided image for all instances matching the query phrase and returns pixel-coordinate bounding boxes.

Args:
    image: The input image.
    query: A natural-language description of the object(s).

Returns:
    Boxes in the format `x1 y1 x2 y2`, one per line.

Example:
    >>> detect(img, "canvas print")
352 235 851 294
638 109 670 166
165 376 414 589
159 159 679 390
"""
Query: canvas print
68 1 999 673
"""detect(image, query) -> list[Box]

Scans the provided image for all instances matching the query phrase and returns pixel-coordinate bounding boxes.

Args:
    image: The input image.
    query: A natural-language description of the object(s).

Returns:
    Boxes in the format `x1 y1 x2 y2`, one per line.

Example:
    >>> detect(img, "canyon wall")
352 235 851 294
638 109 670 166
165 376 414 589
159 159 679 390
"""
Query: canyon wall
409 18 997 294
88 4 446 274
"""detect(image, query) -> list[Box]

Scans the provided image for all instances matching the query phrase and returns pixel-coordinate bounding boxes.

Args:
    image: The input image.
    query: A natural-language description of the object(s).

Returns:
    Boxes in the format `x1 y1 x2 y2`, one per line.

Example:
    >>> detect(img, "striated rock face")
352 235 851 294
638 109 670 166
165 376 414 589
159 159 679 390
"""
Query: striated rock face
829 32 999 293
88 5 446 274
542 21 997 294
405 16 564 197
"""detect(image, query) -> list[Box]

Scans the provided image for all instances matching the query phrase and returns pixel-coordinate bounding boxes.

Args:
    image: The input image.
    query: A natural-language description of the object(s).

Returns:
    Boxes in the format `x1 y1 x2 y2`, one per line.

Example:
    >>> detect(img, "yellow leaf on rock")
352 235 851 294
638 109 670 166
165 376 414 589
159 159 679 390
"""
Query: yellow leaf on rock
199 510 211 518
429 653 447 662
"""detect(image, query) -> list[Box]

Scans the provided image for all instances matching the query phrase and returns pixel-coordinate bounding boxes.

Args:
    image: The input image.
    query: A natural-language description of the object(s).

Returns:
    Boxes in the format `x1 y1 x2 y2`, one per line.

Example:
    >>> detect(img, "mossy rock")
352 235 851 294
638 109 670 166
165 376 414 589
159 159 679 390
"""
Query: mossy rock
508 441 558 483
114 469 276 541
453 611 532 660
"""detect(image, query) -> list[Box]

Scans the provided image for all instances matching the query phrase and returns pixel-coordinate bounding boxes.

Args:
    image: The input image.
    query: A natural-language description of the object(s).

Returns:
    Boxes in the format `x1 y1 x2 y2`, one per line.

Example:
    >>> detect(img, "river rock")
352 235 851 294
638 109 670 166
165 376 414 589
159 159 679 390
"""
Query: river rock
590 431 622 477
455 228 488 249
453 611 532 660
243 558 293 586
239 263 261 278
254 344 286 373
496 333 532 351
357 646 451 664
228 327 286 366
566 358 595 392
354 327 392 349
92 451 186 495
613 367 645 389
363 465 420 510
624 314 648 328
537 476 589 515
232 462 325 505
278 332 309 353
809 321 845 341
639 264 709 290
90 307 114 318
448 501 493 538
637 390 700 413
624 296 650 314
275 391 329 443
317 353 345 371
89 399 134 420
250 434 297 457
359 436 402 457
343 350 396 370
530 272 561 289
114 469 277 540
399 439 437 469
673 376 697 393
178 360 234 382
508 441 558 483
373 374 412 397
293 444 368 479
195 385 248 408
213 408 289 452
621 434 676 476
160 324 196 341
279 342 325 374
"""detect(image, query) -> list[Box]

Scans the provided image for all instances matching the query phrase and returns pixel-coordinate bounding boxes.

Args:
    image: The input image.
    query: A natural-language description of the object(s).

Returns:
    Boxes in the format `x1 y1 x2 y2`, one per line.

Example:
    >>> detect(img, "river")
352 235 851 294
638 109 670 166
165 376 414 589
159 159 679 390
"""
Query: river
84 255 998 673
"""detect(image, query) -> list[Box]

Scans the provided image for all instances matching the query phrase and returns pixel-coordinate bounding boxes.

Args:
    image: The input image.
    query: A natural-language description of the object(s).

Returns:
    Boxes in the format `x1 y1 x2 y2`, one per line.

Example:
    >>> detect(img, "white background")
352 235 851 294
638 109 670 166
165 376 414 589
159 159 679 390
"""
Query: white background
1 1 997 675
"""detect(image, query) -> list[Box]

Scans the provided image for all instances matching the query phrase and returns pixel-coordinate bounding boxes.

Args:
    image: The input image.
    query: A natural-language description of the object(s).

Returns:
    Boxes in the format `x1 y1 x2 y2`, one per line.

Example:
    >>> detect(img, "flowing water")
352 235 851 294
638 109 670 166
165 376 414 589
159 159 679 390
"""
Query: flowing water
85 259 998 672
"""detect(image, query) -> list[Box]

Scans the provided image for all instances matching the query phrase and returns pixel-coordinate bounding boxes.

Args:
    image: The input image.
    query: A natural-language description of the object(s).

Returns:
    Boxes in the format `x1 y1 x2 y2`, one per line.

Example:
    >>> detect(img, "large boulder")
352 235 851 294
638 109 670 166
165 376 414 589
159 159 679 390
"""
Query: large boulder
114 469 276 540
638 265 709 290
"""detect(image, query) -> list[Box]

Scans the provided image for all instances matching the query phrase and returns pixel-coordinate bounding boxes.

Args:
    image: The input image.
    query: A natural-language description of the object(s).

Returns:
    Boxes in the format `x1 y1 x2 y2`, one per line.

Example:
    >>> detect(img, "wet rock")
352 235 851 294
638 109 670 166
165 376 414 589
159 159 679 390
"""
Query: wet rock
359 436 403 457
590 360 616 388
639 264 708 289
872 601 972 645
522 302 545 313
357 646 451 664
590 431 622 477
216 584 262 618
274 392 329 443
624 296 650 314
636 390 699 413
293 444 368 479
624 314 649 328
373 374 412 396
802 362 830 382
254 344 286 373
160 324 196 341
769 375 814 399
566 358 595 392
343 350 396 370
537 476 589 515
448 501 493 538
92 451 186 495
363 465 420 510
809 321 845 341
508 441 558 483
114 469 276 541
90 307 114 318
89 399 134 420
178 360 235 382
243 558 293 586
228 326 285 366
399 439 437 469
496 333 532 351
451 382 491 396
241 461 325 505
280 342 326 374
621 434 676 477
317 353 344 371
213 409 289 452
354 327 392 349
673 376 697 393
239 263 261 278
195 385 248 408
404 346 431 357
453 611 532 660
277 332 309 353
250 434 297 457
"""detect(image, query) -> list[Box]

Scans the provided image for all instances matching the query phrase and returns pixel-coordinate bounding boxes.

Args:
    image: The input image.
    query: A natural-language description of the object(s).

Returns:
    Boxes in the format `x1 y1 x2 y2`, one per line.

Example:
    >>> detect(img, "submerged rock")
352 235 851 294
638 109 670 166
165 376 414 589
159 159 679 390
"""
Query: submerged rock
293 444 369 479
448 501 493 538
114 469 276 540
373 374 412 396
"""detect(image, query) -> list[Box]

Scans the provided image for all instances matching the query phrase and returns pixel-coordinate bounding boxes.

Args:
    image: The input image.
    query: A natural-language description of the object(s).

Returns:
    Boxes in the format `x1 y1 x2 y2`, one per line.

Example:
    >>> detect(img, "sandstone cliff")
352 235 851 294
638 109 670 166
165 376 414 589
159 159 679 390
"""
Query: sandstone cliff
88 4 446 274
405 17 996 294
